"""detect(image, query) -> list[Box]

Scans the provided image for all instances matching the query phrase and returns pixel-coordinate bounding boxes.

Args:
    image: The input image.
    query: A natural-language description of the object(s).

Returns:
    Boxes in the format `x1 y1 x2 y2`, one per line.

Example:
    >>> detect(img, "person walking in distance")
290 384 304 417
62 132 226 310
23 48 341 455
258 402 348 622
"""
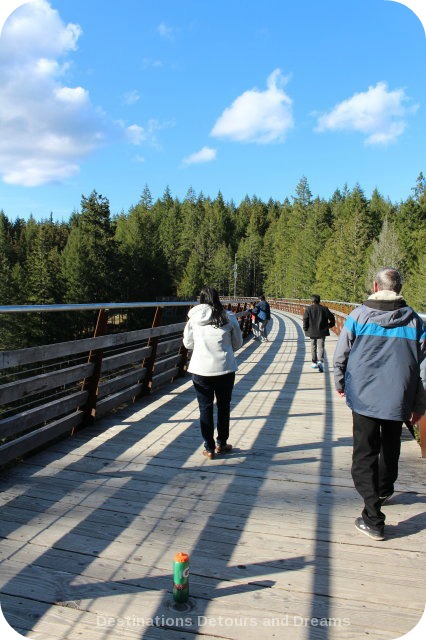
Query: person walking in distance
250 302 260 340
183 286 243 460
333 267 426 541
303 295 335 372
254 295 271 342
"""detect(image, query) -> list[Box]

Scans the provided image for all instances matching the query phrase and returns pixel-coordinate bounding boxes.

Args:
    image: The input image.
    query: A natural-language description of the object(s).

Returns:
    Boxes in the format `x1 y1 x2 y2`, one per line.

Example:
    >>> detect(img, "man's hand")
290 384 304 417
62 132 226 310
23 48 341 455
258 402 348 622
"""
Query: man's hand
409 412 423 425
336 390 345 398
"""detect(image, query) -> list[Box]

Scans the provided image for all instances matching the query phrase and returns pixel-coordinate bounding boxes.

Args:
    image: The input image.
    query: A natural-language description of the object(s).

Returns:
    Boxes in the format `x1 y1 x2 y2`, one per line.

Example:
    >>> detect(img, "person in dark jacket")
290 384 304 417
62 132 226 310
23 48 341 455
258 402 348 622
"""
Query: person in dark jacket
333 267 426 541
302 295 335 372
253 295 271 342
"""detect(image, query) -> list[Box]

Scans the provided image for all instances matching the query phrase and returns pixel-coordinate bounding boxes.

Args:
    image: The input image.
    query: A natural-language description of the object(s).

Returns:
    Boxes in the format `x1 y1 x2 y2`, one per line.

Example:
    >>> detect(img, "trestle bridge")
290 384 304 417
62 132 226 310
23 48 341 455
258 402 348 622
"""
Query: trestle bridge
0 299 425 640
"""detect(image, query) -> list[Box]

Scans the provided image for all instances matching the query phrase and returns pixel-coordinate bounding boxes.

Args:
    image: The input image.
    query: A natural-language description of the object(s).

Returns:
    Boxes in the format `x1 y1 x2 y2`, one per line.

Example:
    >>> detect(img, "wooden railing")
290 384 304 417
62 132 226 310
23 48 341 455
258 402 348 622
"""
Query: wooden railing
0 300 252 468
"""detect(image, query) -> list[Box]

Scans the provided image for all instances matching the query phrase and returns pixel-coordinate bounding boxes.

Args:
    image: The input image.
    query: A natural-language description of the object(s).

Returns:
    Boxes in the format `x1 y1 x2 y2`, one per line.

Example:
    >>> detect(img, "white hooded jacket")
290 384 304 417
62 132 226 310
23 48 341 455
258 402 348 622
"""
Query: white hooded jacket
183 304 243 376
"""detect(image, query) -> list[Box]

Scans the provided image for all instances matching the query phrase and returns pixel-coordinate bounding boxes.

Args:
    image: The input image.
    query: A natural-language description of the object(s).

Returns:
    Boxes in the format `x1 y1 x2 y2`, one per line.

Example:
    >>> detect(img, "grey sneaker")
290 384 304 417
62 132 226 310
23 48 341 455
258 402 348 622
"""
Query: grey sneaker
317 361 324 372
355 517 384 541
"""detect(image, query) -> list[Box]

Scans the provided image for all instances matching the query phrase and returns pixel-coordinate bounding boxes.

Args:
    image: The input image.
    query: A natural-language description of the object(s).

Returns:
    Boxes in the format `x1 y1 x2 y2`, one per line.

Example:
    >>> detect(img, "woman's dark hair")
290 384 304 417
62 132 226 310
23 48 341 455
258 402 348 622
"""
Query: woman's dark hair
199 286 228 327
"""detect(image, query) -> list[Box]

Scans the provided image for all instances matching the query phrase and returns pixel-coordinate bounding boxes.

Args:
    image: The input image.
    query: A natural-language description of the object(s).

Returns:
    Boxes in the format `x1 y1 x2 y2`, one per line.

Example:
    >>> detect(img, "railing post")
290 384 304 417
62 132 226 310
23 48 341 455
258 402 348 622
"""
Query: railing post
175 305 192 379
175 343 189 379
81 308 109 428
141 306 163 394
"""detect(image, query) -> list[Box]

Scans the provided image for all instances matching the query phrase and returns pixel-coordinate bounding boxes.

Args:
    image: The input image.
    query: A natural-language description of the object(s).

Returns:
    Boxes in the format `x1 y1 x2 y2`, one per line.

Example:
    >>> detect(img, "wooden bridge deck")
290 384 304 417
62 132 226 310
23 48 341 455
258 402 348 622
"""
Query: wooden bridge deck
0 310 425 640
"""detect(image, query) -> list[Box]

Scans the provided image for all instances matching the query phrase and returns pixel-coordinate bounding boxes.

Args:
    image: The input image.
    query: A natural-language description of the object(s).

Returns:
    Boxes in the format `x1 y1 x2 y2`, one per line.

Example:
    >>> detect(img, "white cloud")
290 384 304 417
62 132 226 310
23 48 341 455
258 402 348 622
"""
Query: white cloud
182 146 217 166
123 89 140 105
123 119 173 148
1 0 81 60
55 86 89 106
157 22 174 39
125 124 145 145
315 82 418 145
210 69 294 144
0 0 106 186
142 57 163 69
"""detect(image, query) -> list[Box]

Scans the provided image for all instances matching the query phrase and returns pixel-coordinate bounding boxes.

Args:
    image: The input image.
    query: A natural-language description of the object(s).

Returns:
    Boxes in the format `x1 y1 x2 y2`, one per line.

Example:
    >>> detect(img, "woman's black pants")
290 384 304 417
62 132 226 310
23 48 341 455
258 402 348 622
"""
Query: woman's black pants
192 372 236 453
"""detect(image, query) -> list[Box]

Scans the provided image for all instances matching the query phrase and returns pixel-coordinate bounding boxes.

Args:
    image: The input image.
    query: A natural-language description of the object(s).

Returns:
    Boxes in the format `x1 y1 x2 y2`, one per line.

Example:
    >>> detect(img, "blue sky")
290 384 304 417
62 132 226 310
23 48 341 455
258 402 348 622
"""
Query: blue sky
0 0 425 221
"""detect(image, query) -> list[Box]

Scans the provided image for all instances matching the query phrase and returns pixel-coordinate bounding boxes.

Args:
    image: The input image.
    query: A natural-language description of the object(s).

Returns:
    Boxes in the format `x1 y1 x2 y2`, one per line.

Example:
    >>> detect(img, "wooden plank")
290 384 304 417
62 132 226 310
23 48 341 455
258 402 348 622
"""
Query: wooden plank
0 363 94 404
151 367 179 389
0 333 140 370
156 337 182 356
0 391 88 439
153 354 182 375
95 384 144 418
151 321 186 337
0 593 214 640
0 412 83 466
100 345 151 374
97 369 147 400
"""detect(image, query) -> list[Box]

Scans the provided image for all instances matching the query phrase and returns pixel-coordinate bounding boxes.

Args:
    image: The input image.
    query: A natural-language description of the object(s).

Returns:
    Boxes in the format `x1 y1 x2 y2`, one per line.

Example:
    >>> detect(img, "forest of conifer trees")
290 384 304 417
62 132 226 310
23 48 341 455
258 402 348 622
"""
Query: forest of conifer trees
1 174 425 349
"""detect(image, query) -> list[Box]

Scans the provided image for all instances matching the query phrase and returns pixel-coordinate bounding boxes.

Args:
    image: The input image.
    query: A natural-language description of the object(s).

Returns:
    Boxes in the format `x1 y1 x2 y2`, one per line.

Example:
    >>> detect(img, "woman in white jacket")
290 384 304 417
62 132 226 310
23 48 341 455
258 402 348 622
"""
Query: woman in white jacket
183 286 243 460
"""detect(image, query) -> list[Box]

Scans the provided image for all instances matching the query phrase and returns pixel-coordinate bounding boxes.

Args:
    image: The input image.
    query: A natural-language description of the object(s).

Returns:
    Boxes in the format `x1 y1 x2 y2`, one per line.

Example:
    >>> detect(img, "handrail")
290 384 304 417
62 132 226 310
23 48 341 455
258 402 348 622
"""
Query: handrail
0 301 197 314
0 298 258 314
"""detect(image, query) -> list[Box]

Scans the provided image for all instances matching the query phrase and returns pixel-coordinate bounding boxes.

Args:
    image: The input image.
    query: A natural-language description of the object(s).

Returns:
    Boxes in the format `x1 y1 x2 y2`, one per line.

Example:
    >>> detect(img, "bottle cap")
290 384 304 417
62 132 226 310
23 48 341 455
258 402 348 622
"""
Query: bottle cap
174 552 189 563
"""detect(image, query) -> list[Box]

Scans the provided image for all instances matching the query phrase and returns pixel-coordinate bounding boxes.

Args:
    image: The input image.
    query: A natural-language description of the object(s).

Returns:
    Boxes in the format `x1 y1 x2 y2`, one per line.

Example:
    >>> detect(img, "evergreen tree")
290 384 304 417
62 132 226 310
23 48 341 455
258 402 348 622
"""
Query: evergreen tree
25 221 65 344
286 178 314 297
316 184 372 301
154 188 184 290
234 195 253 242
140 184 153 210
405 247 426 311
364 217 404 293
178 189 205 274
211 244 234 295
62 191 117 303
237 232 263 296
115 196 171 303
263 202 292 297
0 212 17 348
177 251 204 297
394 173 426 308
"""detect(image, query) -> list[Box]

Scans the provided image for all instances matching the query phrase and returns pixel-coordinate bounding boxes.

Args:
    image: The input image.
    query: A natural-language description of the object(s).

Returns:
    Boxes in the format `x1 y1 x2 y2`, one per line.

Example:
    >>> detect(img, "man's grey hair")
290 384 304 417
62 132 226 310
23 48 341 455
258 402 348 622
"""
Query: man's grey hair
374 267 403 293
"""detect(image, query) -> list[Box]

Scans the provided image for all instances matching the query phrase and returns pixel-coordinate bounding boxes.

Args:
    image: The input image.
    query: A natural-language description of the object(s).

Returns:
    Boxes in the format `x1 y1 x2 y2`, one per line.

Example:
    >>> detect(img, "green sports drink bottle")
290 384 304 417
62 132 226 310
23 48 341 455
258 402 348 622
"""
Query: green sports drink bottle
173 551 189 603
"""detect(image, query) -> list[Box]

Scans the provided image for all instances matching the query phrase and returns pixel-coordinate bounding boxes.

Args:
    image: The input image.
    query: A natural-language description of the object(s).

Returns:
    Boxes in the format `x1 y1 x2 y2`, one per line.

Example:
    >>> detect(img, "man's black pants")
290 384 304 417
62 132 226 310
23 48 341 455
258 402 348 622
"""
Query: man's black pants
351 412 402 530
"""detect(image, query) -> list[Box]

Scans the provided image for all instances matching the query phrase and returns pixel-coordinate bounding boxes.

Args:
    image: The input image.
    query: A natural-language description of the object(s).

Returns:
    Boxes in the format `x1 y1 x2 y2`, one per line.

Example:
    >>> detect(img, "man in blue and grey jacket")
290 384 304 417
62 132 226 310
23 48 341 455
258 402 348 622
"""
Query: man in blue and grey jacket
333 267 426 541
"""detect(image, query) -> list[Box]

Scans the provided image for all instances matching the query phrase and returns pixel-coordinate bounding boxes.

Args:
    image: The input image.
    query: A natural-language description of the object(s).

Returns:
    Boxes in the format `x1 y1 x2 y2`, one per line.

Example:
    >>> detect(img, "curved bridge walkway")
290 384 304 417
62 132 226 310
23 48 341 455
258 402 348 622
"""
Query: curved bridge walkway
0 311 425 640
